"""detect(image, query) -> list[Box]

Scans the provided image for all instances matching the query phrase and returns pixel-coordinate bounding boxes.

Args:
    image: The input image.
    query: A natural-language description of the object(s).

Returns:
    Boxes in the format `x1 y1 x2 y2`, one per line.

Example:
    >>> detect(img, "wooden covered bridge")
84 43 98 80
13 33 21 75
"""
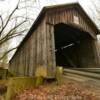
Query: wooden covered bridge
9 3 100 78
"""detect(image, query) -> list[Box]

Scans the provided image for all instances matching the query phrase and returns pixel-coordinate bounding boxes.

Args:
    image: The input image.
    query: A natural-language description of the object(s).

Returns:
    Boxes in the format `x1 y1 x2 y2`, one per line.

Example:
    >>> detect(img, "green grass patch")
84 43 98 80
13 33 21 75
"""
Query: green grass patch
0 69 7 79
0 80 8 85
6 76 43 100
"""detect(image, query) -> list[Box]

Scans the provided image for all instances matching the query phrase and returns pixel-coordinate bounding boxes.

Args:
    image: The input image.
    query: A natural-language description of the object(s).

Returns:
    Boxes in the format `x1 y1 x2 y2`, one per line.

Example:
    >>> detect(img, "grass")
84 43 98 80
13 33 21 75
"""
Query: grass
0 79 8 100
0 66 63 100
0 80 8 85
6 76 43 100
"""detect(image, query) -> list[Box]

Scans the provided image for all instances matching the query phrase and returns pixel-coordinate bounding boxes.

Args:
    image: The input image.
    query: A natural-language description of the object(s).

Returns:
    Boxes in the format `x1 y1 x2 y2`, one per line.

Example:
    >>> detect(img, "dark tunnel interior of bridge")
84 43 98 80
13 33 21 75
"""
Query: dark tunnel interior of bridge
54 23 93 68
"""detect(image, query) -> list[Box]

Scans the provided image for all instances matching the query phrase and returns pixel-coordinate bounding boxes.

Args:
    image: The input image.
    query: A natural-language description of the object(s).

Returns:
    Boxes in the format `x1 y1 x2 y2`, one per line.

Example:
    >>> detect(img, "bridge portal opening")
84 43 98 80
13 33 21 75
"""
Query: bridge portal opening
54 23 95 68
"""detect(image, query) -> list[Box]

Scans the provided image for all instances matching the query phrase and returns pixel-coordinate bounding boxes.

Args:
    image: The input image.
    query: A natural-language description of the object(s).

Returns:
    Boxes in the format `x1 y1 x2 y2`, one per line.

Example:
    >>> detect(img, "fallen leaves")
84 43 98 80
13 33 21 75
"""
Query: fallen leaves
12 80 100 100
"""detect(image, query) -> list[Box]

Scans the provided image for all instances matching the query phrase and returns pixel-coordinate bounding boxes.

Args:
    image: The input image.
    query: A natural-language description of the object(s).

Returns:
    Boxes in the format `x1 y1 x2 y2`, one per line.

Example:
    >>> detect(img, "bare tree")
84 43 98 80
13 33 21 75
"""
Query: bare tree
0 0 36 61
0 0 57 62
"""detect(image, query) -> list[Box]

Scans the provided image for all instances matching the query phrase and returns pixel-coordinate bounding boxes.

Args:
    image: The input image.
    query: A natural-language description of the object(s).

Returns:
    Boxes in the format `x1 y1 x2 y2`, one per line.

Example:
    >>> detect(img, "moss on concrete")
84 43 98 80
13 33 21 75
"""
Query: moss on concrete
0 69 7 79
6 76 43 100
35 66 47 77
56 66 63 84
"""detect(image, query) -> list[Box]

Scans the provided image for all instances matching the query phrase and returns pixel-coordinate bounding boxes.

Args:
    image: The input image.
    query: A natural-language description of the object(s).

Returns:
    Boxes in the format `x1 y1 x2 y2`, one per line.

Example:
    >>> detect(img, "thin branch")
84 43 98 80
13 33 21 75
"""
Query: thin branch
8 29 28 36
0 33 24 46
6 20 27 36
0 47 18 60
10 16 35 21
20 0 36 3
18 5 40 10
0 15 3 30
0 34 23 45
7 34 23 41
0 28 28 45
0 0 20 35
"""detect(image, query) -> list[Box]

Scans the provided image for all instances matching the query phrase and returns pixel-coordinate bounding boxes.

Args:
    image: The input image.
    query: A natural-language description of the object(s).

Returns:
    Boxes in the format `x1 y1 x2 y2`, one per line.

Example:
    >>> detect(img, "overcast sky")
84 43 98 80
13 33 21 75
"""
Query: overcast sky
0 0 99 24
0 0 96 13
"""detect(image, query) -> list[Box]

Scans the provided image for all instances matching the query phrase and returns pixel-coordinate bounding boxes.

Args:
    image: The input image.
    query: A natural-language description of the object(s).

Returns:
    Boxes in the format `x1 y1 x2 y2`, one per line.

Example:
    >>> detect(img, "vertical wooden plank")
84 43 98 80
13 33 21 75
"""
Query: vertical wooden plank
36 25 40 66
46 14 56 78
33 30 37 75
22 44 24 76
46 15 50 77
25 42 27 76
39 22 43 65
65 8 68 23
28 38 31 76
27 39 30 76
42 19 47 67
50 23 56 77
29 35 33 76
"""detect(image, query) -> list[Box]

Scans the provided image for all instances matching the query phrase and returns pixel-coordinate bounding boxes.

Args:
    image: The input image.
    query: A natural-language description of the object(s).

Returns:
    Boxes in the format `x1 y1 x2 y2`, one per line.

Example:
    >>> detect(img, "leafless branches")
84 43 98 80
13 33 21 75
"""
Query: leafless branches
0 15 3 29
0 46 18 60
0 0 20 35
0 0 36 61
0 0 56 61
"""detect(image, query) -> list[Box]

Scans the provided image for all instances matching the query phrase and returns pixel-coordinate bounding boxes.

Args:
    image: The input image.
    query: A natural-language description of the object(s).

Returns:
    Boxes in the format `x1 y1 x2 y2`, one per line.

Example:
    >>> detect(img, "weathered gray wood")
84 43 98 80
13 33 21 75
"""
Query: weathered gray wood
9 3 99 78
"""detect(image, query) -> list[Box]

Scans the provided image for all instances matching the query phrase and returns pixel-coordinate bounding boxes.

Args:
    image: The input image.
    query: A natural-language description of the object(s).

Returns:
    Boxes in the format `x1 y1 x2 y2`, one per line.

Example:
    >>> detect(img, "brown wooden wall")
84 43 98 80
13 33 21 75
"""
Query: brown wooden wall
46 6 97 38
9 5 99 77
10 17 47 76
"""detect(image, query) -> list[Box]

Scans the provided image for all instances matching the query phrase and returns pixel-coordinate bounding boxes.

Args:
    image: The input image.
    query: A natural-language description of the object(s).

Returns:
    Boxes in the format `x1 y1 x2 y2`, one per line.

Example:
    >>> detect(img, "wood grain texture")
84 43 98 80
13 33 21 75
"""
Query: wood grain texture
9 4 99 78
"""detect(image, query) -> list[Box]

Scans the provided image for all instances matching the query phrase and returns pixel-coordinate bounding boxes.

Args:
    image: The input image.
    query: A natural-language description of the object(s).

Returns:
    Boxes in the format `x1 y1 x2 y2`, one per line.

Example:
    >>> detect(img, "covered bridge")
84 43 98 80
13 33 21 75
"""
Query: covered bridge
9 3 100 78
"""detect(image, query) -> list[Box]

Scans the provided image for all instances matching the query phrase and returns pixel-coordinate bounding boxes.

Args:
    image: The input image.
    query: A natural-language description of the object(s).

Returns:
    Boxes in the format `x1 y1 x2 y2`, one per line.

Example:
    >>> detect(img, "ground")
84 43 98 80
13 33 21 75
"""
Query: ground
0 80 7 100
12 78 100 100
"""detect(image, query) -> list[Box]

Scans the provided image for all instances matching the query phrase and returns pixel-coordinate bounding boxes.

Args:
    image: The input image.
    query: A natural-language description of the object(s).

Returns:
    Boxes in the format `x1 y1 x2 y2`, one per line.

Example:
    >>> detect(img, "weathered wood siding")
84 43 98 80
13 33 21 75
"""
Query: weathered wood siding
9 4 99 77
10 16 48 76
76 38 100 67
45 6 99 69
46 6 97 38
